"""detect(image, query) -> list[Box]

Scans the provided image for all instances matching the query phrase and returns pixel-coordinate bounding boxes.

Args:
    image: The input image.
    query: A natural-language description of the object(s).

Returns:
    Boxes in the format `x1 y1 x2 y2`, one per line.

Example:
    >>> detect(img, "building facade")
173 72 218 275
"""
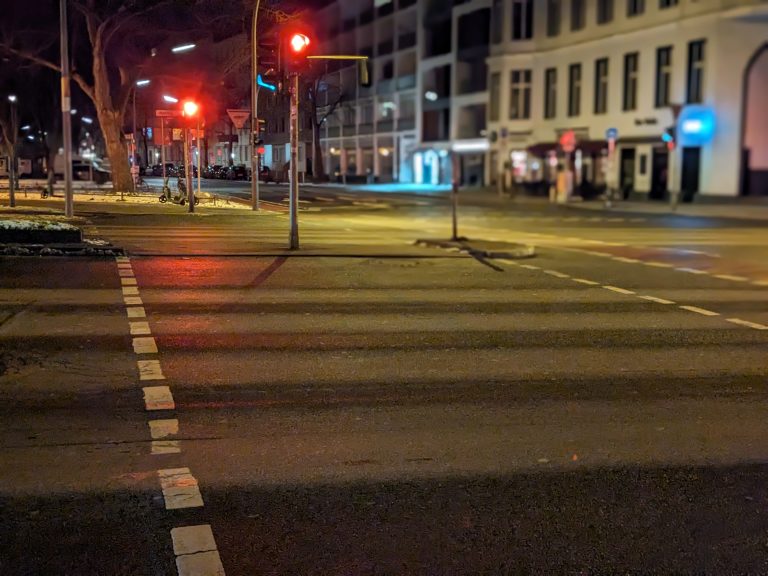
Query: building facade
313 0 493 186
487 0 768 199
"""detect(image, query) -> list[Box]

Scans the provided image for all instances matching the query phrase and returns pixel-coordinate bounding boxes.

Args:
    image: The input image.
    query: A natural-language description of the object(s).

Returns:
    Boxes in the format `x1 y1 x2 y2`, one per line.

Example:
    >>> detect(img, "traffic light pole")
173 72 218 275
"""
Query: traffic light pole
250 0 262 211
289 72 299 250
185 128 194 213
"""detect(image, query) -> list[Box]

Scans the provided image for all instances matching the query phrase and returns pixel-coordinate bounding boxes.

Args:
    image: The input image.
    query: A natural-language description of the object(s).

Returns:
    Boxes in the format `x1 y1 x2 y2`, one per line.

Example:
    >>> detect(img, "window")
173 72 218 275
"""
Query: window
597 0 614 24
571 0 586 31
623 52 639 111
547 0 561 37
510 69 532 119
627 0 644 17
655 46 672 107
568 64 581 117
594 58 609 114
660 0 678 7
492 0 503 44
544 67 557 119
511 0 534 40
687 40 705 104
489 73 501 121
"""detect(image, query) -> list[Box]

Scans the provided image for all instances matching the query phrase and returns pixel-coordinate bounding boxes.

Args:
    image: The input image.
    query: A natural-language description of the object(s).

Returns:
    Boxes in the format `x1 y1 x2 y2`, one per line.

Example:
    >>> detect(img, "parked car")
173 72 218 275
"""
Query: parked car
175 165 198 178
150 164 162 177
225 165 249 181
203 164 223 179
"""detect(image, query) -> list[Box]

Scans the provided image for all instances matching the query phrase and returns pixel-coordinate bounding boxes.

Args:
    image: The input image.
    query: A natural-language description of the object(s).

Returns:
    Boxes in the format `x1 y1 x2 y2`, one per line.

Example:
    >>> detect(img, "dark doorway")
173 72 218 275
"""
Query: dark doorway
681 147 701 203
742 43 768 196
650 148 669 200
619 148 636 199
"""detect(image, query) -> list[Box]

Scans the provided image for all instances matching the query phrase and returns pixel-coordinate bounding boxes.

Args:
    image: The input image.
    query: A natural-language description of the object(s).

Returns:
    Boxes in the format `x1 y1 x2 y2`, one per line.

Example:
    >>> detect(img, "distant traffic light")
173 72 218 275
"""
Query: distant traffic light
662 126 676 150
182 101 199 117
282 27 313 73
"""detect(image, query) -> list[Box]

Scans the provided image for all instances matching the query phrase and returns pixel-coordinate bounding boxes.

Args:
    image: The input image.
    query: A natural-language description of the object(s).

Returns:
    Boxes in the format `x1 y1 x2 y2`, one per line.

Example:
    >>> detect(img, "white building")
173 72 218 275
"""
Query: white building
487 0 768 200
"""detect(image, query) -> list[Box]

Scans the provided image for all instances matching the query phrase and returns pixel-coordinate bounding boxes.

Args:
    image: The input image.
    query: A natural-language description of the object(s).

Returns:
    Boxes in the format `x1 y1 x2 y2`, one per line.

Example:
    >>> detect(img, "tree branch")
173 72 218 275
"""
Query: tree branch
0 45 61 74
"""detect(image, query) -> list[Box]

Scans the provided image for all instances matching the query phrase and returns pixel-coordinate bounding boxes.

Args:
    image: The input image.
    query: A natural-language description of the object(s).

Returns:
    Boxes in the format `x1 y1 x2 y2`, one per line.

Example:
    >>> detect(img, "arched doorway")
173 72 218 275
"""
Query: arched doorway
742 44 768 196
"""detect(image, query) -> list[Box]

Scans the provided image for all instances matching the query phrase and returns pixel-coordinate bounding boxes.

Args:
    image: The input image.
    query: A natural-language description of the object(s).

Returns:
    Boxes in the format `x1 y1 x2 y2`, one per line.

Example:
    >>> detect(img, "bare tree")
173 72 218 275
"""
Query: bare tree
0 0 247 192
305 70 345 182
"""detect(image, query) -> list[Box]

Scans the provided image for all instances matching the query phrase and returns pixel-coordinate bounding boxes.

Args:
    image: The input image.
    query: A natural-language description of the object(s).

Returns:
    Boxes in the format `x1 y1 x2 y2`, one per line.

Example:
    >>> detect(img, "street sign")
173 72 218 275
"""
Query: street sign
217 134 239 143
227 109 250 130
606 127 618 140
156 109 182 118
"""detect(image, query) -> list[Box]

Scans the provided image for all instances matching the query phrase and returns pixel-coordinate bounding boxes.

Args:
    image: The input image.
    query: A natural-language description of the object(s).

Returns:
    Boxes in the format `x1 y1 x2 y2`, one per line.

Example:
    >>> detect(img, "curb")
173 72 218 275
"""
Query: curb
0 242 125 257
415 239 536 260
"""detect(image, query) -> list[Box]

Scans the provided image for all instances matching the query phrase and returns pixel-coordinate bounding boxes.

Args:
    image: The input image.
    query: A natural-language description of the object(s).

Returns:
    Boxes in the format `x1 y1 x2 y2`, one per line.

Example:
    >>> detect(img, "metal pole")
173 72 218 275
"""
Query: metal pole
60 0 74 217
9 101 16 208
251 0 262 211
161 117 166 196
196 119 201 201
131 88 137 196
185 127 194 212
289 73 299 250
451 153 460 241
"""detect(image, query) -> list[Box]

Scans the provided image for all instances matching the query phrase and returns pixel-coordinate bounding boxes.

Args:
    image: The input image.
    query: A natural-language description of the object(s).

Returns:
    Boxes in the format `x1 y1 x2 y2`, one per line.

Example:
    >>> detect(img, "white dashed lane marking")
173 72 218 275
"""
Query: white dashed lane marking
543 270 570 279
519 264 540 270
121 277 138 286
138 359 165 381
676 267 708 275
644 261 674 268
638 295 676 305
129 321 151 336
118 269 134 277
726 318 768 330
713 274 749 282
158 468 204 510
679 305 720 317
612 257 640 264
133 337 159 354
572 278 600 286
124 296 143 306
149 419 181 455
603 286 636 295
122 286 139 296
127 306 146 318
143 385 175 410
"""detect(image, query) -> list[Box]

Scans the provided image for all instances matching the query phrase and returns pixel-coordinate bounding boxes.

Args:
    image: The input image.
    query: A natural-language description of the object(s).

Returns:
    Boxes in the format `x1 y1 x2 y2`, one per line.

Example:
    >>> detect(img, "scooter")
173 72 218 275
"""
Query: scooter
159 177 198 205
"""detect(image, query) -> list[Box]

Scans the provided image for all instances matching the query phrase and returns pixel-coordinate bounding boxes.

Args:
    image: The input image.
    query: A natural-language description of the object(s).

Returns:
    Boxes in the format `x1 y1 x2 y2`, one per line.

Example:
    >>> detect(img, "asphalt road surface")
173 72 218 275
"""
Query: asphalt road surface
1 188 768 574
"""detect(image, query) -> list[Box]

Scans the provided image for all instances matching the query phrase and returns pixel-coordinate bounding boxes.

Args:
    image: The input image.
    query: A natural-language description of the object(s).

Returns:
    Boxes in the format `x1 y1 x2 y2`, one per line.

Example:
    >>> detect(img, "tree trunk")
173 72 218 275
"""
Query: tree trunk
99 109 132 192
312 122 327 183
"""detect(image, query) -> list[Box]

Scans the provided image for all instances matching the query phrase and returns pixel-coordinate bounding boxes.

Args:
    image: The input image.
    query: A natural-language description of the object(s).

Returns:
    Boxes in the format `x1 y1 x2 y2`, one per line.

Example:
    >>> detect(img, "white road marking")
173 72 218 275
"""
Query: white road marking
603 286 636 295
124 296 143 306
679 305 719 317
172 525 219 556
152 441 182 454
638 295 676 305
543 270 570 278
149 418 179 439
158 468 204 509
122 286 139 296
138 360 165 381
645 261 674 268
129 321 151 336
612 257 640 263
126 306 146 318
726 318 768 330
118 269 134 277
115 256 129 263
519 264 540 270
713 274 749 282
572 278 600 286
753 280 768 287
133 337 158 354
676 267 708 275
176 551 226 576
143 385 174 410
117 263 133 269
121 277 138 286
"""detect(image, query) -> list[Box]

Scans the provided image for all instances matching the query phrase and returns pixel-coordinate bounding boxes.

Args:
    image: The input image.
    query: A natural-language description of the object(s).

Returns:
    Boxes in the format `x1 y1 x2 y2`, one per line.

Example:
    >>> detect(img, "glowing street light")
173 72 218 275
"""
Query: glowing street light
171 43 196 54
136 79 151 87
182 100 199 117
81 117 93 124
7 94 17 103
163 95 179 103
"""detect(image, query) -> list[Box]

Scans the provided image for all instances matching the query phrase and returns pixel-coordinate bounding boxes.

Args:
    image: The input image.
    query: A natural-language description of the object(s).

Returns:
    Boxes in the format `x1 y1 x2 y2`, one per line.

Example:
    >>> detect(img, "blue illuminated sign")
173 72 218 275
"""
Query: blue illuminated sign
677 105 715 146
257 74 277 92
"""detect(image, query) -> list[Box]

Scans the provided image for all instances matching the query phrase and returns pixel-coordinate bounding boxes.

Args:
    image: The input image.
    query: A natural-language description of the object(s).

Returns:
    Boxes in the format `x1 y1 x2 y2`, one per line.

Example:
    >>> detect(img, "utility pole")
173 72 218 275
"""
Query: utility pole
251 0 262 211
131 88 137 195
185 127 194 213
196 119 202 202
7 95 17 208
289 72 299 250
60 0 74 218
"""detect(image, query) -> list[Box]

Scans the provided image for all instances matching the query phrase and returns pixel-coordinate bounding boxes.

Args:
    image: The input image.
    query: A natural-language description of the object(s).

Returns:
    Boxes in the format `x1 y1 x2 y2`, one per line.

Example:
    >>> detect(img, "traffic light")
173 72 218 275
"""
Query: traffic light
282 27 313 73
259 28 281 77
182 101 199 118
662 126 676 151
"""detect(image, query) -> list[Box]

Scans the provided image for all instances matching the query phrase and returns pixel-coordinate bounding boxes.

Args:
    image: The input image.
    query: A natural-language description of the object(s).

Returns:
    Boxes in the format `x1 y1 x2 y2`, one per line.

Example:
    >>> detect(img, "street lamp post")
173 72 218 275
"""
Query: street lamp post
60 0 74 217
131 79 151 198
251 0 262 211
7 95 17 208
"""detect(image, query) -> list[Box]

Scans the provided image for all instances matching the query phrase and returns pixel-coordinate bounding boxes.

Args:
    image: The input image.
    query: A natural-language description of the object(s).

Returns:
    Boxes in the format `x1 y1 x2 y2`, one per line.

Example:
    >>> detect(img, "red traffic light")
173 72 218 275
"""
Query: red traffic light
182 101 199 117
257 146 266 155
289 33 310 54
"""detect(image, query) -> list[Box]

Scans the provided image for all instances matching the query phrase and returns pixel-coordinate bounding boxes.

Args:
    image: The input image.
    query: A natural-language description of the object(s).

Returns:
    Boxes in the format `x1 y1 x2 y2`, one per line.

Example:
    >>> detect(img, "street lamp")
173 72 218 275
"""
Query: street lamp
171 43 196 54
130 79 151 196
7 94 17 206
163 95 179 103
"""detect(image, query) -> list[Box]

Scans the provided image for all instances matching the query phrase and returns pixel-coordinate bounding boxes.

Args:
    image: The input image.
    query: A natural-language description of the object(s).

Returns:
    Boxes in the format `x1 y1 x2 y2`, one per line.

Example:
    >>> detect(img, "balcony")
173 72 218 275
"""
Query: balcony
396 74 416 90
398 31 416 51
377 39 394 56
377 120 394 133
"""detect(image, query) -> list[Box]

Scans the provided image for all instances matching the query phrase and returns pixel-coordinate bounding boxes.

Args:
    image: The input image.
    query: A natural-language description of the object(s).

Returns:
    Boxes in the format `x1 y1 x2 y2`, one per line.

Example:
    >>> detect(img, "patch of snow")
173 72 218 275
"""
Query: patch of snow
0 219 79 232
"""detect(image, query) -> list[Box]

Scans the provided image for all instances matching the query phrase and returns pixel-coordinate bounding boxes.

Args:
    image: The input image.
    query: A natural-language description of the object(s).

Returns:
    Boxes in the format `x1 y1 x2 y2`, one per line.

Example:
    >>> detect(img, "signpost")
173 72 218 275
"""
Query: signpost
227 109 250 130
156 110 182 191
605 128 618 208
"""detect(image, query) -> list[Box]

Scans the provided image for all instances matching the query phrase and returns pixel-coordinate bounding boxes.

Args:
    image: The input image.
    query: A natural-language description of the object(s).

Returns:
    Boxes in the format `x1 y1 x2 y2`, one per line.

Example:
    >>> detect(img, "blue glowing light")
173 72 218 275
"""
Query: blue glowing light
257 74 277 92
677 105 715 146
